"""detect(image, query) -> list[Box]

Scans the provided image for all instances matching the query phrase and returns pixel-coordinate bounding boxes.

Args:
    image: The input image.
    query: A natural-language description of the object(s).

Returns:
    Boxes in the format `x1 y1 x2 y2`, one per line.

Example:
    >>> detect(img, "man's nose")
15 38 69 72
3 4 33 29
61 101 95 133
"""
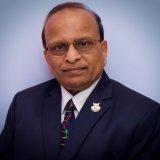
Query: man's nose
65 45 81 63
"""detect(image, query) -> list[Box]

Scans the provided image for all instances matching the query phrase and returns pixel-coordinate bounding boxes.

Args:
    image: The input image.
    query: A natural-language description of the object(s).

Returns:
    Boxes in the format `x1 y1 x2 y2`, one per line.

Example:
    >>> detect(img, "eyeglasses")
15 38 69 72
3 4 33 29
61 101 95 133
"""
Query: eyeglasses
46 38 101 56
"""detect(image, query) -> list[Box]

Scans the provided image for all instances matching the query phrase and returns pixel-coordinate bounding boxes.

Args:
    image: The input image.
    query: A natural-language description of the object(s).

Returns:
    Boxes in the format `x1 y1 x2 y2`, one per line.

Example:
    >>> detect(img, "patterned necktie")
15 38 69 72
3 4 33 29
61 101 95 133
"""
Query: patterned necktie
60 99 75 149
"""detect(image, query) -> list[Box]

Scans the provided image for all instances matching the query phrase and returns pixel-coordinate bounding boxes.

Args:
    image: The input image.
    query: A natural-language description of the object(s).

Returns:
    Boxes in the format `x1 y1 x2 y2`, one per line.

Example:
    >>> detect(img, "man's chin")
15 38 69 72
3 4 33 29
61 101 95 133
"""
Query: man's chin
62 82 89 95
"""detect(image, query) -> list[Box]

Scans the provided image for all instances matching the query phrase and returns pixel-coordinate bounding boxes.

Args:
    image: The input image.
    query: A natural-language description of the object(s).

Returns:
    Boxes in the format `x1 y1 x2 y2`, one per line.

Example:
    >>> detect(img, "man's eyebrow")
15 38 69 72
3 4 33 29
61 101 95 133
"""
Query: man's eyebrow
47 36 94 45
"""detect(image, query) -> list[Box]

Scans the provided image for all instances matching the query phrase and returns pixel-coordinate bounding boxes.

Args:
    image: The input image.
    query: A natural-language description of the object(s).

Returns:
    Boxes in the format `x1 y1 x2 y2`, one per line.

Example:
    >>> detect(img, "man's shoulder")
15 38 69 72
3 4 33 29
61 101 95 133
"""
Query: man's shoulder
16 79 59 97
110 79 159 108
96 72 159 107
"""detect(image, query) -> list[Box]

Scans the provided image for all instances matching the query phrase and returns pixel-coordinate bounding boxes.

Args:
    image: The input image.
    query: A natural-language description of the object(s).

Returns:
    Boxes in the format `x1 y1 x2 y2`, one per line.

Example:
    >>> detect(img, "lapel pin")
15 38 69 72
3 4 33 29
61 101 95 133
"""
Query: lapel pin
91 103 101 112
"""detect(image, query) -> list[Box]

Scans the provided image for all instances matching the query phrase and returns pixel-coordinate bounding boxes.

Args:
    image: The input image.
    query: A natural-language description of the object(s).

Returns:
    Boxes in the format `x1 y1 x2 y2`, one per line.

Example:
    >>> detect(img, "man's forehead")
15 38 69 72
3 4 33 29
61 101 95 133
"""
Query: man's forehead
44 7 100 43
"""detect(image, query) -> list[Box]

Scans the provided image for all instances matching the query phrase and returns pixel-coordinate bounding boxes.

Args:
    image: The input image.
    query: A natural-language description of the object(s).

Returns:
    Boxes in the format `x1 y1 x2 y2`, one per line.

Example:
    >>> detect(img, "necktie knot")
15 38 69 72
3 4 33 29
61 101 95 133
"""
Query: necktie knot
65 99 75 111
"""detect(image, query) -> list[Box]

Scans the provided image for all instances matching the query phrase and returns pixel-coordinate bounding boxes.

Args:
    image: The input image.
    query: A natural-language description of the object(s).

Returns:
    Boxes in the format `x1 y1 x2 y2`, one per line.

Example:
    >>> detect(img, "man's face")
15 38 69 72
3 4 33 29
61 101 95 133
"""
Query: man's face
44 8 107 95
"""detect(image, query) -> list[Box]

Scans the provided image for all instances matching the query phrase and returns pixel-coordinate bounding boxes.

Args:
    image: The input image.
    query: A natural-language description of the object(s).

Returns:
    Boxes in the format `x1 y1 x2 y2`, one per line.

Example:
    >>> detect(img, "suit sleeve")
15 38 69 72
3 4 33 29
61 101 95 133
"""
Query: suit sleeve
0 94 17 160
127 104 160 160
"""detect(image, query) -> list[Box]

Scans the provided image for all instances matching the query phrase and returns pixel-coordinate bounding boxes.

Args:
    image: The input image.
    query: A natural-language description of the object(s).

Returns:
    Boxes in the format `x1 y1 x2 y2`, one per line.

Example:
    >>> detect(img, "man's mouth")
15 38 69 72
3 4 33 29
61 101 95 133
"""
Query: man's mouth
62 67 87 75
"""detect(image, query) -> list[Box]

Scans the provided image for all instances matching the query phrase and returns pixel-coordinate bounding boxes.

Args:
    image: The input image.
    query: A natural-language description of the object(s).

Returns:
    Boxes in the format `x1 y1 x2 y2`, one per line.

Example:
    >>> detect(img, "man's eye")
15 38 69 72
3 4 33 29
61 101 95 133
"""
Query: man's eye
76 40 92 47
54 44 66 51
49 43 66 52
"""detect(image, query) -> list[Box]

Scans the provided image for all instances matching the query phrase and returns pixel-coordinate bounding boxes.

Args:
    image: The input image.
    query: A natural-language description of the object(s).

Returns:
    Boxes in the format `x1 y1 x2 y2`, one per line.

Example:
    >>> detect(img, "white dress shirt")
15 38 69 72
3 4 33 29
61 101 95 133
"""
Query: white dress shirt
61 78 100 122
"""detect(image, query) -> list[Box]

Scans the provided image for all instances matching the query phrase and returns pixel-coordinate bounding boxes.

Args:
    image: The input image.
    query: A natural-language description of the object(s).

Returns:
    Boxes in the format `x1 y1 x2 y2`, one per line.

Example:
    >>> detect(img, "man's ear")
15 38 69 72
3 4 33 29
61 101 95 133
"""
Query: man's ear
101 40 108 65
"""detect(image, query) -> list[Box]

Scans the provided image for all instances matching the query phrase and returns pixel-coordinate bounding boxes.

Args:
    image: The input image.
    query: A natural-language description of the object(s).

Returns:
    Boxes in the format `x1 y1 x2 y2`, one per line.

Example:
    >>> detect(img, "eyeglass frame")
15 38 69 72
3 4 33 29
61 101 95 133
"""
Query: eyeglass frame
45 37 102 56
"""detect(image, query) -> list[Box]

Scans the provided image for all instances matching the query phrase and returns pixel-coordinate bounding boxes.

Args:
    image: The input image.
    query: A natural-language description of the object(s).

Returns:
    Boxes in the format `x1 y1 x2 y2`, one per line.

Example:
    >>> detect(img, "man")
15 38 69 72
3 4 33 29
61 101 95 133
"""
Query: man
0 2 160 160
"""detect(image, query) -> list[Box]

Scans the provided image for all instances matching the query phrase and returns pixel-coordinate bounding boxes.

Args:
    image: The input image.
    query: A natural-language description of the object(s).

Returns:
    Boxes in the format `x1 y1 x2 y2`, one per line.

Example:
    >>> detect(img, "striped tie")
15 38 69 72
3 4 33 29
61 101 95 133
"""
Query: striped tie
60 99 75 149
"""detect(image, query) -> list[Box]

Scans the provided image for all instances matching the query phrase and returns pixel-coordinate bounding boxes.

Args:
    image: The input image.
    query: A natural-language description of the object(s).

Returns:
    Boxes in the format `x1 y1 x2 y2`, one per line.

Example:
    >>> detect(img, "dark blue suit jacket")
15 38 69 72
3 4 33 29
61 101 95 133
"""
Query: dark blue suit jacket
0 71 160 160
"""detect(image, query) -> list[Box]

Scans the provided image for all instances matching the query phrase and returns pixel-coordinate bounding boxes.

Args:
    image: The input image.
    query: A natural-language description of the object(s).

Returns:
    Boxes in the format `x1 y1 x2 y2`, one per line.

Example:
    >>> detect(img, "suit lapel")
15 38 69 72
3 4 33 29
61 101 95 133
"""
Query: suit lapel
60 71 112 160
42 82 61 160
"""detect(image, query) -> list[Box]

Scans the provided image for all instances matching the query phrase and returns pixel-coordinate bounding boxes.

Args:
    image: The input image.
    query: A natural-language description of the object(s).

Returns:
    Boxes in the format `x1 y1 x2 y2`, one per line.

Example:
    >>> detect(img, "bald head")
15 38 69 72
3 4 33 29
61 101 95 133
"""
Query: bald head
41 2 104 49
44 8 100 46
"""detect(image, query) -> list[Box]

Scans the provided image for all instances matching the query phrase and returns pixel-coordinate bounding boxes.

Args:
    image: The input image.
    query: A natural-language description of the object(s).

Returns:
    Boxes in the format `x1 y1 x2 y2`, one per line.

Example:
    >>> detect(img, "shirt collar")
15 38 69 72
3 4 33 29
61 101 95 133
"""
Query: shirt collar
61 77 101 114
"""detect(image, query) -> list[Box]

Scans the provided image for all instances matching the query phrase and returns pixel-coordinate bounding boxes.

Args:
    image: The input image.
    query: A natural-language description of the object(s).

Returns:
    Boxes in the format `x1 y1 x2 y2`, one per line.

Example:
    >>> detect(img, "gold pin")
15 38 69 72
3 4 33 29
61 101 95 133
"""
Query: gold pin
91 103 101 112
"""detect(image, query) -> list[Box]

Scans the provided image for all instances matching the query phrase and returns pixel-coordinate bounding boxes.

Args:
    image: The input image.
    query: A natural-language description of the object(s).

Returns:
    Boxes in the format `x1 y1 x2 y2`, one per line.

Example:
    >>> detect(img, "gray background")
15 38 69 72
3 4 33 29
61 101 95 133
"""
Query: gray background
0 0 160 132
